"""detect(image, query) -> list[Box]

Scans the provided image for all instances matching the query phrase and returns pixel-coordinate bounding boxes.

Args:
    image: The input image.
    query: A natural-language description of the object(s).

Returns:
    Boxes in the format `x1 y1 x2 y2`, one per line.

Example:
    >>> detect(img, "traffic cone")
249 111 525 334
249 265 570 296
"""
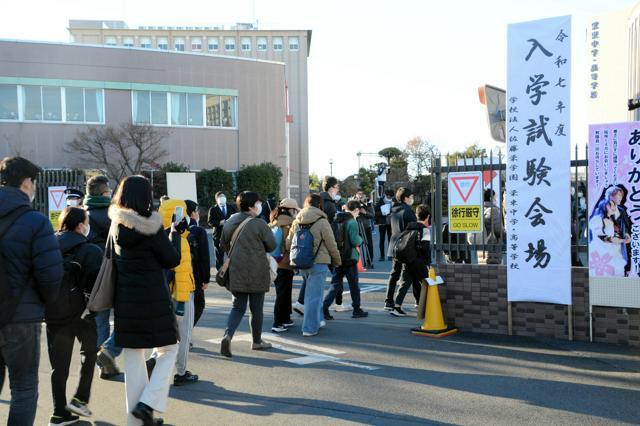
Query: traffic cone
357 247 366 272
412 267 458 338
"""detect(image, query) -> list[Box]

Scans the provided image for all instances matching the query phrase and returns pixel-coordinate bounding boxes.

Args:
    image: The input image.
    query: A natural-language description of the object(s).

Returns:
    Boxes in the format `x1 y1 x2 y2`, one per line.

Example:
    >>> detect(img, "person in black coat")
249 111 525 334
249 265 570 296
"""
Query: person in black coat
185 200 211 328
385 187 418 317
109 175 182 426
207 191 237 269
45 207 103 423
375 189 394 260
0 157 64 425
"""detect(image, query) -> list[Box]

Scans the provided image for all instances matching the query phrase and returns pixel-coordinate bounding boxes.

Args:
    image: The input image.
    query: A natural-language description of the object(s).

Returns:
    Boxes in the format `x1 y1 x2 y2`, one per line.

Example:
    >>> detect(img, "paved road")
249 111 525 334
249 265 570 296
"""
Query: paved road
2 257 640 425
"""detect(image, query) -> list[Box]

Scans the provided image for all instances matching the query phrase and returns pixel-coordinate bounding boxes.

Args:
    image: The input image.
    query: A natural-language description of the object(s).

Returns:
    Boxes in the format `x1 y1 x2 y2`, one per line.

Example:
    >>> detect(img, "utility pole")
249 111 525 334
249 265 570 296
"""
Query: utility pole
329 159 334 176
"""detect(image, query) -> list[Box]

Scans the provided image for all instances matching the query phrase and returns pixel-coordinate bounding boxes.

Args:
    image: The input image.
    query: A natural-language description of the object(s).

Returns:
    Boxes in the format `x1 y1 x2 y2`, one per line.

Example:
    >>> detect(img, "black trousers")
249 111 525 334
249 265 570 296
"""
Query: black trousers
213 237 224 270
273 269 295 326
386 260 418 307
378 224 392 259
364 227 374 266
46 317 97 416
193 287 206 327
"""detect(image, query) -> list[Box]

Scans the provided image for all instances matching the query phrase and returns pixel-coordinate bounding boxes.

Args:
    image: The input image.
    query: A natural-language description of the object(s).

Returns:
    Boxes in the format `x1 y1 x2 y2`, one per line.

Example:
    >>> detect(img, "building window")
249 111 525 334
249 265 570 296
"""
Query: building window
65 88 104 123
170 92 187 125
208 37 219 52
257 37 267 51
140 38 152 48
187 94 203 126
273 37 283 51
157 38 168 50
105 36 117 46
205 95 221 126
220 95 237 127
150 92 168 124
133 91 168 125
224 37 236 51
174 38 185 52
123 37 134 48
42 87 62 121
241 37 251 51
289 37 299 51
0 85 18 120
191 37 202 51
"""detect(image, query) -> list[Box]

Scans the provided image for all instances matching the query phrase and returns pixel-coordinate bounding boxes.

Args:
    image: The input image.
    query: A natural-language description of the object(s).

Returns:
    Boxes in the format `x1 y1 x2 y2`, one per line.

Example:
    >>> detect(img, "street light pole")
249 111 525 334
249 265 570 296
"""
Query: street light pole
329 159 334 176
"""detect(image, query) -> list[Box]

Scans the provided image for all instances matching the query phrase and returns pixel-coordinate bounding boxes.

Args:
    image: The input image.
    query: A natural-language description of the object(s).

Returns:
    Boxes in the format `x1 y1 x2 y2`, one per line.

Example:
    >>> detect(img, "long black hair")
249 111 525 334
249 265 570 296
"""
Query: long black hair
112 175 153 217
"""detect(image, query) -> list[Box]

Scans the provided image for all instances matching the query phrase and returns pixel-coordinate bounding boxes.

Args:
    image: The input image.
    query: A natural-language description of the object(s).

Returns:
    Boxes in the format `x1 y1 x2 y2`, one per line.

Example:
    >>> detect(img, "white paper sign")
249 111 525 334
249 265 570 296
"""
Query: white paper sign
506 16 572 305
448 172 483 234
166 172 198 202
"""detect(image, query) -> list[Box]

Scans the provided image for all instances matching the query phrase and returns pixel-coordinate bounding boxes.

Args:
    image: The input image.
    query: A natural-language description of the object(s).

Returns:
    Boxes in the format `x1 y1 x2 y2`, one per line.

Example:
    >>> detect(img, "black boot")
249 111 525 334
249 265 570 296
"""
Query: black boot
323 308 334 320
132 402 155 426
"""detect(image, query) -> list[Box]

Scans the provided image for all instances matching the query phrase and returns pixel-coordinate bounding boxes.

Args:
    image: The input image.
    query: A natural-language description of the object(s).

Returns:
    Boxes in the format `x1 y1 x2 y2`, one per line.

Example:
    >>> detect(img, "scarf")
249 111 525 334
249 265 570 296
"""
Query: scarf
84 195 111 208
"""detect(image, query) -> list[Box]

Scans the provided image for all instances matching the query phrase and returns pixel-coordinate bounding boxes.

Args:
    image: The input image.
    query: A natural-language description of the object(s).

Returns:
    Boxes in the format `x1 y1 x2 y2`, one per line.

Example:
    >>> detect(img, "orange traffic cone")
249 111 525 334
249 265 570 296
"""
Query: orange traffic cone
357 247 366 272
412 267 458 338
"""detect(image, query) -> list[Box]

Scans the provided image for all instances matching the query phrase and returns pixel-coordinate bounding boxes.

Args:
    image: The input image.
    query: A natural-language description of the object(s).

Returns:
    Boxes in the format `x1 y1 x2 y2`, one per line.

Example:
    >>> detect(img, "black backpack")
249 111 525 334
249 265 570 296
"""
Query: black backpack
332 214 354 265
0 206 34 329
45 245 85 325
393 229 420 264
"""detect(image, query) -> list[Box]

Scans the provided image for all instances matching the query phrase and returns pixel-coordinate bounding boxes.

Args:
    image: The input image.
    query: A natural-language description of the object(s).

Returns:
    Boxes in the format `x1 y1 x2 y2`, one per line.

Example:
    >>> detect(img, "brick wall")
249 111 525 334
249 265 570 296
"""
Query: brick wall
436 263 640 347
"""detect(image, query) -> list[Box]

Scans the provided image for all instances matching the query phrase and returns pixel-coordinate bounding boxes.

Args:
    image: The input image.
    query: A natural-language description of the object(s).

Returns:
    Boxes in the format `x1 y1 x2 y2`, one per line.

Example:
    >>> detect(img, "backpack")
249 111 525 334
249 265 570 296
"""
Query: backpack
0 206 35 329
290 220 321 269
393 229 420 264
45 246 85 324
332 214 354 265
270 226 284 258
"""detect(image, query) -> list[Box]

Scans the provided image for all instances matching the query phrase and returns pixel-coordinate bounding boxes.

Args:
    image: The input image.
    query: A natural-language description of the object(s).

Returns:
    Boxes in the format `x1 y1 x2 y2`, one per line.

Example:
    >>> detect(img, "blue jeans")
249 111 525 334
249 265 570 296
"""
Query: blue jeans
323 263 361 310
95 310 122 357
300 264 329 334
0 322 41 426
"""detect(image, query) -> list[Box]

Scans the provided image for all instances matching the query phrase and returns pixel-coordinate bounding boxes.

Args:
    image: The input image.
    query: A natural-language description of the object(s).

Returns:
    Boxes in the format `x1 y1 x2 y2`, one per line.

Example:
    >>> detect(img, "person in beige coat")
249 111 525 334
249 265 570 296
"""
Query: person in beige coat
286 194 341 336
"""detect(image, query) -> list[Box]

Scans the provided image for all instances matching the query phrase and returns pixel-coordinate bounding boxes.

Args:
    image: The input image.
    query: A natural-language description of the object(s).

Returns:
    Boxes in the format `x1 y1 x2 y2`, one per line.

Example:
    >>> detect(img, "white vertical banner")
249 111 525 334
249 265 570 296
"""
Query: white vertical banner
506 16 572 304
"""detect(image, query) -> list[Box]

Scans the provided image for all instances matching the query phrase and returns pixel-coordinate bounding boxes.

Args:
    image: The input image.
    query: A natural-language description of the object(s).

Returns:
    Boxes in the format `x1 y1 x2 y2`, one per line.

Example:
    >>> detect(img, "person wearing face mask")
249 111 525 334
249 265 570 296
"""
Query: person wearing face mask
65 188 84 208
0 157 64 425
45 207 103 424
185 200 211 329
292 176 340 316
208 191 237 270
375 189 395 261
219 191 276 357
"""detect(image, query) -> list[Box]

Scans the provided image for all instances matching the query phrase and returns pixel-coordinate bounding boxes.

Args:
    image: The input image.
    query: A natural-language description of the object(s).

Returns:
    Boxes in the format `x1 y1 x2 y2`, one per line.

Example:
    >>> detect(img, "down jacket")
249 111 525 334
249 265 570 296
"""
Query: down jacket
159 199 194 302
285 206 341 267
110 205 181 349
221 212 276 293
0 186 63 324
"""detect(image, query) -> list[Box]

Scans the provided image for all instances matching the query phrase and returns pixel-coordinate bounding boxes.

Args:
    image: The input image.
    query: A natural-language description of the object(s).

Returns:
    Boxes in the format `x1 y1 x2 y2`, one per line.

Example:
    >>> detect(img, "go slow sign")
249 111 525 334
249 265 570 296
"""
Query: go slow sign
448 172 483 233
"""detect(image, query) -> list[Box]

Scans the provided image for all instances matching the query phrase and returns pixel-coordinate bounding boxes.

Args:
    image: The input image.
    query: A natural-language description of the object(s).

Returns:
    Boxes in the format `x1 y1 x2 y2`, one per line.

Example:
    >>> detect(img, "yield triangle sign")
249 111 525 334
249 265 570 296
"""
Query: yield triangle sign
49 189 66 210
451 175 479 203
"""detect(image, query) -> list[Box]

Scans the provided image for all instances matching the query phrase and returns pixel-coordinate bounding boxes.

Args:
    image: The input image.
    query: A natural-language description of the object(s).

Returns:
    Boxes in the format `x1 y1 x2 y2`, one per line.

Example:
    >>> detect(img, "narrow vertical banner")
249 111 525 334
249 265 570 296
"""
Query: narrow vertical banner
506 16 572 304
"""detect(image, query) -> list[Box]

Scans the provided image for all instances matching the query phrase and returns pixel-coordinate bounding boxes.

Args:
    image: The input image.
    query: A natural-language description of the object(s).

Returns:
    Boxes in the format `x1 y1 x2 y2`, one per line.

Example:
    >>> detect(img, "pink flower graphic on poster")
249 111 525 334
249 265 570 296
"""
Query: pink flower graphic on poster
589 251 615 276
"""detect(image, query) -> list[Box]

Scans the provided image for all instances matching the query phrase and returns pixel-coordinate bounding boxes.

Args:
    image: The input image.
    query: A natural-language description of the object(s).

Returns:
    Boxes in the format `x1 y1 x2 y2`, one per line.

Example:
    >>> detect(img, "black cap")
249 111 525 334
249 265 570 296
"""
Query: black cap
64 188 84 199
185 200 198 216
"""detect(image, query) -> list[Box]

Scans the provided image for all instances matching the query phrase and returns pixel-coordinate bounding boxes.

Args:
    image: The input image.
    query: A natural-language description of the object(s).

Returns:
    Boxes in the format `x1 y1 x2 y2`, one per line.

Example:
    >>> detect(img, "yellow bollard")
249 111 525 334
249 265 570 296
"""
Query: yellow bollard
412 267 458 338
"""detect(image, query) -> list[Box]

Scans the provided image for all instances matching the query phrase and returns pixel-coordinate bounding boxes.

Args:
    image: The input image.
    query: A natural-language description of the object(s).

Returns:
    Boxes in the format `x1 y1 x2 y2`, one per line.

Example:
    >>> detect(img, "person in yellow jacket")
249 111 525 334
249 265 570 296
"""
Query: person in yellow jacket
158 198 198 386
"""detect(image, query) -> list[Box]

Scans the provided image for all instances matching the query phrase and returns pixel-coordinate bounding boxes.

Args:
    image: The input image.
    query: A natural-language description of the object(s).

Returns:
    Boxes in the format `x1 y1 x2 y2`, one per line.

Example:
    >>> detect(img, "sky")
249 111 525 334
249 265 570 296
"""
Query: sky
0 0 637 179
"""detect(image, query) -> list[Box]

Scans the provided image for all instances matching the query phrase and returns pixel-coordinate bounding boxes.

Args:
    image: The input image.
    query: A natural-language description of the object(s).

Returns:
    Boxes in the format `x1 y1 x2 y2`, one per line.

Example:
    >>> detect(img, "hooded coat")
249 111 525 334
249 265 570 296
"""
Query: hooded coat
0 186 63 324
158 199 195 302
388 202 417 257
285 206 342 267
221 212 276 293
109 205 181 349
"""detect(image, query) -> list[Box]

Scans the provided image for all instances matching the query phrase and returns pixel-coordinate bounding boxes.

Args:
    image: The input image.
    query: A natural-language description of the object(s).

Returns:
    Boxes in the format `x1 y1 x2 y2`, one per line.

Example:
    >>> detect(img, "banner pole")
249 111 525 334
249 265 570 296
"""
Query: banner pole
568 304 573 341
507 302 513 336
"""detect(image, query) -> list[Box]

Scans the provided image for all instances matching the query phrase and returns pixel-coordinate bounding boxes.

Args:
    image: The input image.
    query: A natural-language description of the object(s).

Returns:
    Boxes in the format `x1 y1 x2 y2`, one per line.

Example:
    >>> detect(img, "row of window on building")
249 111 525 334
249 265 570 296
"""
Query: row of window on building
104 36 299 53
0 85 238 129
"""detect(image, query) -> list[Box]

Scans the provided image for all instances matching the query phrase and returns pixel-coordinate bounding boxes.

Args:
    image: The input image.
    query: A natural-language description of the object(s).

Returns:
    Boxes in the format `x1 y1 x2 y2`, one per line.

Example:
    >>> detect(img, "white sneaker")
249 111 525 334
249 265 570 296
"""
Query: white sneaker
334 304 353 312
303 331 318 337
293 302 304 316
66 398 92 417
320 320 326 328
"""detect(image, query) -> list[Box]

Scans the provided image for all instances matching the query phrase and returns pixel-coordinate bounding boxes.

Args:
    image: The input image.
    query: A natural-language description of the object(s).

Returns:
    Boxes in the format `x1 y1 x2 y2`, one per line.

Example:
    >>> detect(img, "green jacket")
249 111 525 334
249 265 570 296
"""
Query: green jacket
336 212 362 262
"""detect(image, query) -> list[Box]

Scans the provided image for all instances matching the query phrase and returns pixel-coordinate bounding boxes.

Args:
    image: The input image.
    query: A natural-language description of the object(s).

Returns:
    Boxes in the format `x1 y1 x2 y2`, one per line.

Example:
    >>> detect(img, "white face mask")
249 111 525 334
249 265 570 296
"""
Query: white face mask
334 194 341 202
254 202 263 217
218 196 227 205
82 223 90 238
67 199 79 207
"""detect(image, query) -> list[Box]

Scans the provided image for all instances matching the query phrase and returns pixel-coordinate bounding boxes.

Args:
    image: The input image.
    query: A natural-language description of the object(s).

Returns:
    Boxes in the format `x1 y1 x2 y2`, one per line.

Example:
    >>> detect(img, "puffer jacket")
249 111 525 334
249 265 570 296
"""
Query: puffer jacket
109 205 181 349
221 212 276 293
158 199 194 302
0 186 63 324
388 202 417 257
285 206 341 267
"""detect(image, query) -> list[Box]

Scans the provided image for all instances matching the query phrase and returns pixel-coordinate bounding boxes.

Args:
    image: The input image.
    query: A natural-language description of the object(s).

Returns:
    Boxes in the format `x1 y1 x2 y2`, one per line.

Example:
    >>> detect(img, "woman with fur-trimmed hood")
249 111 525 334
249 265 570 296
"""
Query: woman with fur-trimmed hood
109 176 181 426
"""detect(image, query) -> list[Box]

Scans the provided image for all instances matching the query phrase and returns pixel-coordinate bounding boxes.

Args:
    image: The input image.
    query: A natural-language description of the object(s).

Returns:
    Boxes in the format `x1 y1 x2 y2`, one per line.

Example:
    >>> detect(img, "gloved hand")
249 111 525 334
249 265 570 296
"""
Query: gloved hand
174 217 189 234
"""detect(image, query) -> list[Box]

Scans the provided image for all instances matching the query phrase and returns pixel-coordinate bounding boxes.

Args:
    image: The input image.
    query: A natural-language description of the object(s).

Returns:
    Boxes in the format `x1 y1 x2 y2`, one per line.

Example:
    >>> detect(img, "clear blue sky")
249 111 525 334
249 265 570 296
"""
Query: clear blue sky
0 0 636 178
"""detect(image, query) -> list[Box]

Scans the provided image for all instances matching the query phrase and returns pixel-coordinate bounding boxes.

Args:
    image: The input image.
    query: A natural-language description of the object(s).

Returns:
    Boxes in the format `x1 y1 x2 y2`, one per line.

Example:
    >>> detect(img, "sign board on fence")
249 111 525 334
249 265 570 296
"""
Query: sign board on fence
166 173 197 203
588 122 640 309
506 15 572 305
448 172 483 233
48 186 67 229
457 158 501 207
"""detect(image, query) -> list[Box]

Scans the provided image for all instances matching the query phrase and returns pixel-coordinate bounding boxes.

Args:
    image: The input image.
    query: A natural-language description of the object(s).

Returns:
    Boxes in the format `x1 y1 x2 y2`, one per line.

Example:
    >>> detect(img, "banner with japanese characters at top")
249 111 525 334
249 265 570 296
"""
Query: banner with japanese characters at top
506 16 572 305
588 122 640 278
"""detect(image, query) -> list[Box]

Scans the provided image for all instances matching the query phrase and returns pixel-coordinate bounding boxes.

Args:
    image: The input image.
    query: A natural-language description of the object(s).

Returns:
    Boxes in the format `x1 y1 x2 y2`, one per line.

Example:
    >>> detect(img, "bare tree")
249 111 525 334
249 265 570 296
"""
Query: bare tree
405 137 440 177
67 123 170 181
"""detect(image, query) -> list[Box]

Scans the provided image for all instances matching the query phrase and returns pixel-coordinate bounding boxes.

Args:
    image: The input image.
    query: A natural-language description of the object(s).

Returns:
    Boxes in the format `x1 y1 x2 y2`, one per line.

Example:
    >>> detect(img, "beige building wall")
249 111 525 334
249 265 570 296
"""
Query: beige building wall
0 40 288 196
68 21 310 200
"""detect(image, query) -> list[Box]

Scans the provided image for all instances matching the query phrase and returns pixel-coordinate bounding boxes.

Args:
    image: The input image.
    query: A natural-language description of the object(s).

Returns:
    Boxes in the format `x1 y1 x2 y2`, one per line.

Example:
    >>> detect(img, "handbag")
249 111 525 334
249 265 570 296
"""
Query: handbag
87 230 116 312
268 254 278 282
215 217 252 287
